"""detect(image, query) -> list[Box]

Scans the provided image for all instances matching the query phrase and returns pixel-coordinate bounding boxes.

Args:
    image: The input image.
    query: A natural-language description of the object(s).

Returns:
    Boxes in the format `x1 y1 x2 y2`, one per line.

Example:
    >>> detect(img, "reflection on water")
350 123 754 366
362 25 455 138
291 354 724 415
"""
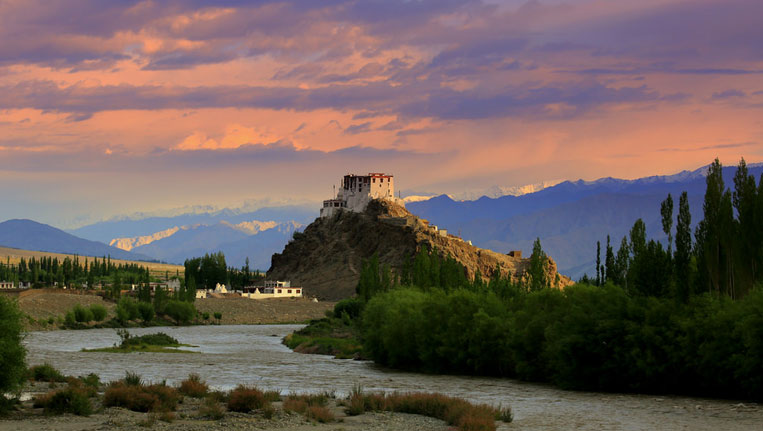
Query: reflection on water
24 325 761 431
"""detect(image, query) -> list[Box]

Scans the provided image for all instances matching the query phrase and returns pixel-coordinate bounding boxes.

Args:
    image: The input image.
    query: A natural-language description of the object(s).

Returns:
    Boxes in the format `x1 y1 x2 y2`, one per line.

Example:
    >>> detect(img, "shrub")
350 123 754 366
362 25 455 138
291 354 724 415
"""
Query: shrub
164 300 195 325
333 297 364 320
179 374 208 398
227 385 268 412
72 304 94 323
0 296 27 400
35 386 92 416
64 311 76 327
123 371 143 386
202 312 210 321
137 302 155 322
79 373 101 390
199 396 225 420
89 304 107 322
116 297 140 323
213 312 222 321
104 381 180 412
29 364 67 383
306 405 335 423
344 390 499 431
282 397 308 414
121 332 179 347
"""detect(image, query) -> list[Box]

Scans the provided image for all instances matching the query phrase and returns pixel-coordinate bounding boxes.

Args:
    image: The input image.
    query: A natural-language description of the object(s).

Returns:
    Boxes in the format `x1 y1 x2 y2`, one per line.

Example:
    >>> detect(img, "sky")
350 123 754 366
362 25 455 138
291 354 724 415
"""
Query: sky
0 0 762 228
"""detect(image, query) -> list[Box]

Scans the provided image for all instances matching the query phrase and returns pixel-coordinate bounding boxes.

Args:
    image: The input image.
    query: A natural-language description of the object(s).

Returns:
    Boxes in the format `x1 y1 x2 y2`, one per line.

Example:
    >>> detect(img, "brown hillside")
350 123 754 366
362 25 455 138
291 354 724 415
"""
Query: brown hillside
268 200 571 300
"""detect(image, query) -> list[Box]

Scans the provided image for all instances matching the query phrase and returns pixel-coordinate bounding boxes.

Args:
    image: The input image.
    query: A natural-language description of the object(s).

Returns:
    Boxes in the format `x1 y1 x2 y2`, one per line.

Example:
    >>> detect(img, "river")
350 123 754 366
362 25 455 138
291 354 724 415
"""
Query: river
24 325 761 430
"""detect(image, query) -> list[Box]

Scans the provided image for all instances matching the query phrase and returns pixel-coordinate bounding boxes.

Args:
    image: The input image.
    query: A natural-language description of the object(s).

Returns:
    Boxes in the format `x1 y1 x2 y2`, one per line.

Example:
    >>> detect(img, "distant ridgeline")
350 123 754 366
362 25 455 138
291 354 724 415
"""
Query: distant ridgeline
289 159 763 401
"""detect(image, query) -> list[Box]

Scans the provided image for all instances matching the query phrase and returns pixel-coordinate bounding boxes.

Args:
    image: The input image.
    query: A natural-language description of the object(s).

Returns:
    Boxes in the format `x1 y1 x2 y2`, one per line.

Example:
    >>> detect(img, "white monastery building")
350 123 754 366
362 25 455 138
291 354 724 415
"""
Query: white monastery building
321 172 403 218
241 281 302 299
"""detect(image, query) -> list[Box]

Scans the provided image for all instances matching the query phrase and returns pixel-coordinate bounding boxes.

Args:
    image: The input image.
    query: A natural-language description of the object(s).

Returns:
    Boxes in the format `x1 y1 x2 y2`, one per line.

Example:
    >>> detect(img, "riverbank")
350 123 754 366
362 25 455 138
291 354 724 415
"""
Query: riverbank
10 290 334 330
1 379 467 431
23 324 763 431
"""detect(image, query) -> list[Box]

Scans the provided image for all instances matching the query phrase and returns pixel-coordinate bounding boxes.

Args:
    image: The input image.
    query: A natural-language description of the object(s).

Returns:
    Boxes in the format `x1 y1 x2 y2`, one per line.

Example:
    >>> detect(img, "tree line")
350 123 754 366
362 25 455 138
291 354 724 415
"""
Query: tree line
332 158 763 400
588 158 763 301
0 255 152 289
183 252 264 292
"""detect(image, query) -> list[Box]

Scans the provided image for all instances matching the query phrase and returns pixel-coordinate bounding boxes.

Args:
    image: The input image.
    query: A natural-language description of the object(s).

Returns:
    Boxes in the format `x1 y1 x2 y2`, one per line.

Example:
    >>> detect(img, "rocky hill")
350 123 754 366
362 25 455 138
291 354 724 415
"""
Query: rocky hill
268 200 571 300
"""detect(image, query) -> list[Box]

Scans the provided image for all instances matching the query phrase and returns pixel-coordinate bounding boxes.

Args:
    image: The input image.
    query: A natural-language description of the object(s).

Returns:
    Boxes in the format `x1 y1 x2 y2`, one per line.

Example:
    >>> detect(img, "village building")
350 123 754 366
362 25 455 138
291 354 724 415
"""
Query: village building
321 172 403 218
241 280 302 299
0 280 15 289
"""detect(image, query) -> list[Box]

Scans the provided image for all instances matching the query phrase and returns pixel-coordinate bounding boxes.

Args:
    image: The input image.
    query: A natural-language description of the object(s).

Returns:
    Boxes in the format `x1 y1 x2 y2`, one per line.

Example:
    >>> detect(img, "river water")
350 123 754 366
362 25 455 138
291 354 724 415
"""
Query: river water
24 325 762 430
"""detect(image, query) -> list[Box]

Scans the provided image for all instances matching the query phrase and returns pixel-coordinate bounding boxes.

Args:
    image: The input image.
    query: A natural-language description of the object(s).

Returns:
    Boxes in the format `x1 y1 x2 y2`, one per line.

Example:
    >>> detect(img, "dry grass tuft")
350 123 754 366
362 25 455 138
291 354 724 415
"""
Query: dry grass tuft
344 387 503 431
227 385 268 413
178 373 208 398
198 397 225 420
103 381 180 412
306 405 335 423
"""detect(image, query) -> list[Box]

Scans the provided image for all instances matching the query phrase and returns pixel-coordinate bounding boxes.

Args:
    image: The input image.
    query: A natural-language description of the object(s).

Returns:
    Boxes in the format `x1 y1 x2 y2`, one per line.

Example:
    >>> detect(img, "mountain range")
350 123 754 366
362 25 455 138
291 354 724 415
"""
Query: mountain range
406 164 763 279
2 163 759 279
0 219 152 261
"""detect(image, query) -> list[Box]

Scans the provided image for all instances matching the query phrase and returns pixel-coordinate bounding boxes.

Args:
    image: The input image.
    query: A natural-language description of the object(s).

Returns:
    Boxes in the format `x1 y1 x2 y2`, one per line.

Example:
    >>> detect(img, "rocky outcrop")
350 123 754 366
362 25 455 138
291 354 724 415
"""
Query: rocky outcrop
267 200 571 300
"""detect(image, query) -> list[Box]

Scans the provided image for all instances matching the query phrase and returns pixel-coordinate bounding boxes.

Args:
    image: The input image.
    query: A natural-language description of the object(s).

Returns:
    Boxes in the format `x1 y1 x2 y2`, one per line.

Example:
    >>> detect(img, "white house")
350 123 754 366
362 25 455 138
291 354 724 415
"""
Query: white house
241 280 302 299
0 281 15 289
321 172 403 218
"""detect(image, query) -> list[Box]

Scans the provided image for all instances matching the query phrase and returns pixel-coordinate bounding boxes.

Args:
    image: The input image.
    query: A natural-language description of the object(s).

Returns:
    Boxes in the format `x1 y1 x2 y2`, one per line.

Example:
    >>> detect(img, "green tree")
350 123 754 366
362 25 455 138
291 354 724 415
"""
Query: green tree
661 193 674 255
0 296 26 403
695 158 736 297
357 254 381 302
153 286 168 315
733 157 759 290
165 300 195 325
675 191 693 302
528 238 549 291
595 240 601 286
604 235 615 285
137 302 155 323
185 275 197 303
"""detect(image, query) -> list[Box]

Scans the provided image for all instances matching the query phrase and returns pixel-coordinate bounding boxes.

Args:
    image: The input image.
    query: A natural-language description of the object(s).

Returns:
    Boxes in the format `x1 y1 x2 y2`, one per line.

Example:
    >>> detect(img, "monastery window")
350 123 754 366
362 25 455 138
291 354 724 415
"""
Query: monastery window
372 178 375 183
278 289 282 293
296 289 301 294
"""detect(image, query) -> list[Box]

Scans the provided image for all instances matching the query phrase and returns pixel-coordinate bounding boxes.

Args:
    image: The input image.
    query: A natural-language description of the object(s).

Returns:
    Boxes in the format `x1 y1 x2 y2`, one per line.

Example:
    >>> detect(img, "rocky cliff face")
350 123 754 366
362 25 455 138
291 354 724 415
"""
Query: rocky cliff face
267 200 571 300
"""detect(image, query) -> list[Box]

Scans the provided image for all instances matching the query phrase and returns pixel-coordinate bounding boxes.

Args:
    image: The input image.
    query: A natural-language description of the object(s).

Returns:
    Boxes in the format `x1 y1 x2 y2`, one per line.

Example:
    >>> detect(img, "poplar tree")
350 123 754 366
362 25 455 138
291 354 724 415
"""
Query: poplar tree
661 193 674 255
674 191 692 302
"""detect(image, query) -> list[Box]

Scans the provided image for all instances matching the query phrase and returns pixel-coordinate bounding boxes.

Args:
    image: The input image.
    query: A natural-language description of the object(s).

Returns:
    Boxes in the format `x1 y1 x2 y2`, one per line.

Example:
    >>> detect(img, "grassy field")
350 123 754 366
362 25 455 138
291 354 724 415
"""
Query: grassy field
0 246 184 278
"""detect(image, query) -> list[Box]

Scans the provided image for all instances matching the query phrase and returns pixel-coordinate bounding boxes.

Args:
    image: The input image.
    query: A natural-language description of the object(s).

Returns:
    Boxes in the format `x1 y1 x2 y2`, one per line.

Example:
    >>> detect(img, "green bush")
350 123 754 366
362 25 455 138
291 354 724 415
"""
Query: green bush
64 311 76 327
164 300 196 325
137 302 155 322
116 297 140 323
89 304 107 322
37 386 93 416
333 297 364 320
0 296 26 412
73 304 94 323
79 373 100 388
360 283 763 400
29 363 67 383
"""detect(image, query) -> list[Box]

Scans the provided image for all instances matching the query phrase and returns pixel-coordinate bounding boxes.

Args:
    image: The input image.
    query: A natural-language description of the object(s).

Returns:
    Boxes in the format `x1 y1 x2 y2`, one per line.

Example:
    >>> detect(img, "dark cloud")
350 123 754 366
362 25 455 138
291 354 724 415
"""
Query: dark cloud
344 122 372 135
712 89 747 99
657 142 756 152
0 139 443 173
0 77 676 122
